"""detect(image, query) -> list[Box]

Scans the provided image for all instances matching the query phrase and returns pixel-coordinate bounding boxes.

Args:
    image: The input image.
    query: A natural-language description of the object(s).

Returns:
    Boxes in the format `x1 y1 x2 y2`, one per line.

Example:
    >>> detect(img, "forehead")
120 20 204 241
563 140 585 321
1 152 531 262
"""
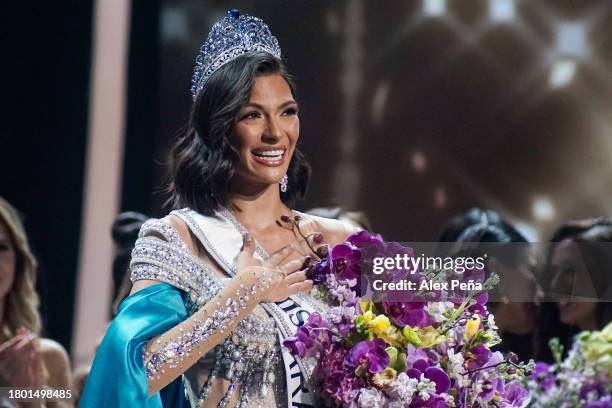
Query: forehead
552 238 580 264
248 74 293 104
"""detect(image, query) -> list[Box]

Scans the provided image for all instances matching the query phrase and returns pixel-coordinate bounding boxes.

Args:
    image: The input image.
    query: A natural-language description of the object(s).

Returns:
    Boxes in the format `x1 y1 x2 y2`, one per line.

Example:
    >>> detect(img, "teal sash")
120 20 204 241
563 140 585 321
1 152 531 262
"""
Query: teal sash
80 283 189 407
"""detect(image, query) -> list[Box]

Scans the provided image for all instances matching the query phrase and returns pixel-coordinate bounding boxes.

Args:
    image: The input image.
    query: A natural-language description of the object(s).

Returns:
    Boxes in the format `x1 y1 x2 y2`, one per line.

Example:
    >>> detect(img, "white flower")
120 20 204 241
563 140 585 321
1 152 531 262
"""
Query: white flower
389 372 418 404
447 348 471 388
426 301 454 323
486 313 498 331
357 388 386 408
417 374 437 401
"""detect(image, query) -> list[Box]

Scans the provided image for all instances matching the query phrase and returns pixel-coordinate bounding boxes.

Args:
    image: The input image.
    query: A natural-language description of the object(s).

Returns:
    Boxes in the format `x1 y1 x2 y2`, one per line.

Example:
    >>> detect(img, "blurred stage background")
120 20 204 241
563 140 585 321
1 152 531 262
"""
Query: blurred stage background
2 0 612 365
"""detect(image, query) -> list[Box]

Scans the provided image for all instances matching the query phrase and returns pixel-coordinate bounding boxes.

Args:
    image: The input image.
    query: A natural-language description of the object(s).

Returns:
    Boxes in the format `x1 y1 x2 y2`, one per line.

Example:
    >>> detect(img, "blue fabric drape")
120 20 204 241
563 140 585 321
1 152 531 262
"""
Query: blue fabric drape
80 283 189 407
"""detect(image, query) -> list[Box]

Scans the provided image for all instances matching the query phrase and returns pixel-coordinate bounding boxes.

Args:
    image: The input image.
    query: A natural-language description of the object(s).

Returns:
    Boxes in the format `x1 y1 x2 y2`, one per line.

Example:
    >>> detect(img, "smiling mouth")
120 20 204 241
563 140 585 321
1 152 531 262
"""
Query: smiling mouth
251 148 286 166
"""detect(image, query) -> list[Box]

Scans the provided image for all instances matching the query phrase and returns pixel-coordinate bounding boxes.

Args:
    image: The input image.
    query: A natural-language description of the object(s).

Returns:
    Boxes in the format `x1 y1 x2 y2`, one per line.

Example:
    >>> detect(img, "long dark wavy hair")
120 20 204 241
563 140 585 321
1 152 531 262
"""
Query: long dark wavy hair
165 51 311 215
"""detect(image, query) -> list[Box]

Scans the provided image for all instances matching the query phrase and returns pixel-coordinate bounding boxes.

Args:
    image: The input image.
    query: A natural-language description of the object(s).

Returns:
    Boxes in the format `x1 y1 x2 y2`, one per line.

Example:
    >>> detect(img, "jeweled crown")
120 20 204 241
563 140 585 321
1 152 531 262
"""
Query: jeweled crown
190 9 282 100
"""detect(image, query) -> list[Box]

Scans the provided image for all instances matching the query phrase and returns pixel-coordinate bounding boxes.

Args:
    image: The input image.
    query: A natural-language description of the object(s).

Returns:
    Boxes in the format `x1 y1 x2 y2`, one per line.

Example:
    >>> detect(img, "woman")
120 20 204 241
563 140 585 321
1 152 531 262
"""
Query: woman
81 10 359 408
438 208 539 359
536 218 612 361
0 197 72 407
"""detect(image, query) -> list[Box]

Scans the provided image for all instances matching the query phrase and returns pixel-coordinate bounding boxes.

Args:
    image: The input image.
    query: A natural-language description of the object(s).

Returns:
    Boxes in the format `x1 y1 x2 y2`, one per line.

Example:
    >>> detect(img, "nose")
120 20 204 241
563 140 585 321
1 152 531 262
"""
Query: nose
262 115 282 143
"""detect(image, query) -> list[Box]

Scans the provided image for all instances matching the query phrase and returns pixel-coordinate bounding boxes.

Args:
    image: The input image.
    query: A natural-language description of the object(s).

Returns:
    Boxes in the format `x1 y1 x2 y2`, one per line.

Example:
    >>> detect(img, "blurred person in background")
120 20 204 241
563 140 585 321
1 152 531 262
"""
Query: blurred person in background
536 218 612 361
0 197 72 407
80 10 360 407
438 207 539 359
110 212 149 316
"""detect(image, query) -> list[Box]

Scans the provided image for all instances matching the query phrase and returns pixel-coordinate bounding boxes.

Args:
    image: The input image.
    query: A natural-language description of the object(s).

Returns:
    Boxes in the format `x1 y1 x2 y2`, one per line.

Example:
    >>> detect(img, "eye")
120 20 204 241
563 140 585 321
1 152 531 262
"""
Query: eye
0 243 9 252
282 107 298 116
241 111 261 120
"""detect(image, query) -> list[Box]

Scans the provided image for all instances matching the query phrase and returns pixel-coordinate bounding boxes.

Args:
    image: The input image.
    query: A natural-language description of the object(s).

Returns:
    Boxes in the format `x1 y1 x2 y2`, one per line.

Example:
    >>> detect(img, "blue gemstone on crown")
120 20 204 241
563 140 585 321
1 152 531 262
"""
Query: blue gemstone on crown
190 9 282 100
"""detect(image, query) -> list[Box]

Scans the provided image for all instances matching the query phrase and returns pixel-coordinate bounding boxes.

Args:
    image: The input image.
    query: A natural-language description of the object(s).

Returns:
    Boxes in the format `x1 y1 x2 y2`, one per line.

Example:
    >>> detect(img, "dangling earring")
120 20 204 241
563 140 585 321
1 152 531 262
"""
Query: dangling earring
280 175 288 193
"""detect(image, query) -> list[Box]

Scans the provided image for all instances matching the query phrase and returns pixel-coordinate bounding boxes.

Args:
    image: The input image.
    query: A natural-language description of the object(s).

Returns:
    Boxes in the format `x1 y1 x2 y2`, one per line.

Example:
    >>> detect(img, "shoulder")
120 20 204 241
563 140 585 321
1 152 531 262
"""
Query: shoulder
296 211 362 247
40 337 69 363
39 338 71 386
161 213 199 253
131 211 199 255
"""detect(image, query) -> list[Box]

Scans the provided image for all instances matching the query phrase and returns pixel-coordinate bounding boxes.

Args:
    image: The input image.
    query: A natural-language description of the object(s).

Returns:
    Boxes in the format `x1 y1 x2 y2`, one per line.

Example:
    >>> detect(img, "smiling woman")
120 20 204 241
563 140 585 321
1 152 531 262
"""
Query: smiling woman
165 51 310 218
80 9 360 408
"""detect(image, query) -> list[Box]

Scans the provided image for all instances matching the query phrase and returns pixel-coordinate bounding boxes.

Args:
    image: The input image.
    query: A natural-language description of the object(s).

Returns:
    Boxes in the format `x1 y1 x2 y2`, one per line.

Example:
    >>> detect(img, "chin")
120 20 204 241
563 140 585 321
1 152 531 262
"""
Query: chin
250 168 288 185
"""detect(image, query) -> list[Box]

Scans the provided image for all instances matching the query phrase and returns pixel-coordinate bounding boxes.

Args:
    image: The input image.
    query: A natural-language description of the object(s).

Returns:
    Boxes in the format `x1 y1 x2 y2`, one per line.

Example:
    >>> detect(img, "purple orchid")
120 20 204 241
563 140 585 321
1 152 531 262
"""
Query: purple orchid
531 362 555 391
499 380 530 407
346 339 390 374
305 252 334 285
382 301 430 328
405 345 450 394
330 243 361 282
346 230 384 248
282 312 331 357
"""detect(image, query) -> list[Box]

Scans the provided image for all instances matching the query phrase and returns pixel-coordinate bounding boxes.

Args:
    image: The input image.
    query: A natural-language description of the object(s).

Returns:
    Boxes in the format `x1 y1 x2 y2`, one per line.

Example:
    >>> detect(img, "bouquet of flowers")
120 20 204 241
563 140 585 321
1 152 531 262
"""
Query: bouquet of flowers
528 322 612 407
283 231 533 408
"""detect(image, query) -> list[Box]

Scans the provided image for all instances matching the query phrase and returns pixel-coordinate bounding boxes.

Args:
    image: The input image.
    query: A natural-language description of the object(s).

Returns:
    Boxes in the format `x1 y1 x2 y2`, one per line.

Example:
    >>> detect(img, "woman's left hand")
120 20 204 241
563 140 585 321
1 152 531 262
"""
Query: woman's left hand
261 255 314 302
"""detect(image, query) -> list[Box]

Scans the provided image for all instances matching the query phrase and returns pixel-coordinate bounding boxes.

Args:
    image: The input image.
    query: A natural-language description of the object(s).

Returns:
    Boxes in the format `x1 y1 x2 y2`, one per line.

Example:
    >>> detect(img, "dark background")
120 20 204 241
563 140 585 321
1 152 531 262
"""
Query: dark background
2 0 611 352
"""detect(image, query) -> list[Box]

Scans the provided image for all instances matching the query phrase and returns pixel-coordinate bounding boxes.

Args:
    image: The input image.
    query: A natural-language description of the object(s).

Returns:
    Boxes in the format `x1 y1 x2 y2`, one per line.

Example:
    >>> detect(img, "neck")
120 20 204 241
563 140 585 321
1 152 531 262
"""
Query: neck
576 312 598 331
228 183 291 231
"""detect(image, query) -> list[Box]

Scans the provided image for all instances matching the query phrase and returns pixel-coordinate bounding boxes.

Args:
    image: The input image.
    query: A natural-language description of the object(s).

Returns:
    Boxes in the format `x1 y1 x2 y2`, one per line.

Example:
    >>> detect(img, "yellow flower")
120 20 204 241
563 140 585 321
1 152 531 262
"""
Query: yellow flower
465 315 481 342
363 311 391 336
360 300 374 314
372 367 397 388
379 325 404 347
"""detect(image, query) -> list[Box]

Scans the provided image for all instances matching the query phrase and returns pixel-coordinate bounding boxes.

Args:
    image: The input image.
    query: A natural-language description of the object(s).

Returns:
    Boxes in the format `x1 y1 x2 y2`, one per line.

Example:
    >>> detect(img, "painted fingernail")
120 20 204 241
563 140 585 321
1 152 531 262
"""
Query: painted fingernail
301 256 312 268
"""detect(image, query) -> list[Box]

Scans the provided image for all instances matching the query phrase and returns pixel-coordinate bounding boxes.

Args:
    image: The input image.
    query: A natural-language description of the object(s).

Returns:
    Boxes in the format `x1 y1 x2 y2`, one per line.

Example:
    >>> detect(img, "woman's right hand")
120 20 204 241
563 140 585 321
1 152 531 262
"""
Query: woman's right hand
0 328 44 387
235 233 314 303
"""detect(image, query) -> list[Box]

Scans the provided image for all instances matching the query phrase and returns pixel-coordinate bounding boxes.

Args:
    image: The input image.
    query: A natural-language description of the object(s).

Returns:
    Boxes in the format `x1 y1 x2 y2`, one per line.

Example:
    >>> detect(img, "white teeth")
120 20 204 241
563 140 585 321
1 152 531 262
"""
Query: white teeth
254 149 285 157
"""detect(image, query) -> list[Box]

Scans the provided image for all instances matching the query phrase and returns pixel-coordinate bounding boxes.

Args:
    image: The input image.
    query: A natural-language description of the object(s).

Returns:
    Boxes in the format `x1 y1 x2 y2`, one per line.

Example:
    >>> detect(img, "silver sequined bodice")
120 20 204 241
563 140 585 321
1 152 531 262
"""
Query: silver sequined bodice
182 282 287 408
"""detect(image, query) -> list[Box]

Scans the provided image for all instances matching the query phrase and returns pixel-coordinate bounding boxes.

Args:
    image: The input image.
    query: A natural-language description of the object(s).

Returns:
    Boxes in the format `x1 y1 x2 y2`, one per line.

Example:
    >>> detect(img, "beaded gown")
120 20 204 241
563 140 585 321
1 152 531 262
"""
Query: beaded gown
80 208 355 408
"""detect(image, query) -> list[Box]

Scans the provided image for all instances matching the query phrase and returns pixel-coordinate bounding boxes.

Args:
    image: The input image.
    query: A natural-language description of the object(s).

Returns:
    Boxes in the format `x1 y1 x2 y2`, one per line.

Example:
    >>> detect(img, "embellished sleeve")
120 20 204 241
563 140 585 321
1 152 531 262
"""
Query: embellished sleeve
130 219 222 309
142 265 280 398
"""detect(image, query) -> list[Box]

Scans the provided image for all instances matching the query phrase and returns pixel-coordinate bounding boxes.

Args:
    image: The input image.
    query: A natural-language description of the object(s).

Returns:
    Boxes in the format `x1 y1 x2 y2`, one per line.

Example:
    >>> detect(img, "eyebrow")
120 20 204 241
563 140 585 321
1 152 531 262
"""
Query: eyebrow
243 100 298 110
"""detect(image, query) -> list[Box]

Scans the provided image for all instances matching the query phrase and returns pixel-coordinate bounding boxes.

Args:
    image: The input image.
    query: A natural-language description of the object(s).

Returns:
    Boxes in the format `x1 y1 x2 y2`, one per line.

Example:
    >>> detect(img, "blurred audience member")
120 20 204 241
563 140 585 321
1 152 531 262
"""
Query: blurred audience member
438 208 539 359
306 206 372 231
0 197 72 406
110 212 148 316
537 218 612 361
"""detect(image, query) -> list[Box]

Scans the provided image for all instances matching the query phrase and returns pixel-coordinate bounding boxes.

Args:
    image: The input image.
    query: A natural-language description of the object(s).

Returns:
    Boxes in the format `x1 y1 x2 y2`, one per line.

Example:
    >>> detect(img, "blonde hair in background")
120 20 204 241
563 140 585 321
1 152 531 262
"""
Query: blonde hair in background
0 197 42 340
